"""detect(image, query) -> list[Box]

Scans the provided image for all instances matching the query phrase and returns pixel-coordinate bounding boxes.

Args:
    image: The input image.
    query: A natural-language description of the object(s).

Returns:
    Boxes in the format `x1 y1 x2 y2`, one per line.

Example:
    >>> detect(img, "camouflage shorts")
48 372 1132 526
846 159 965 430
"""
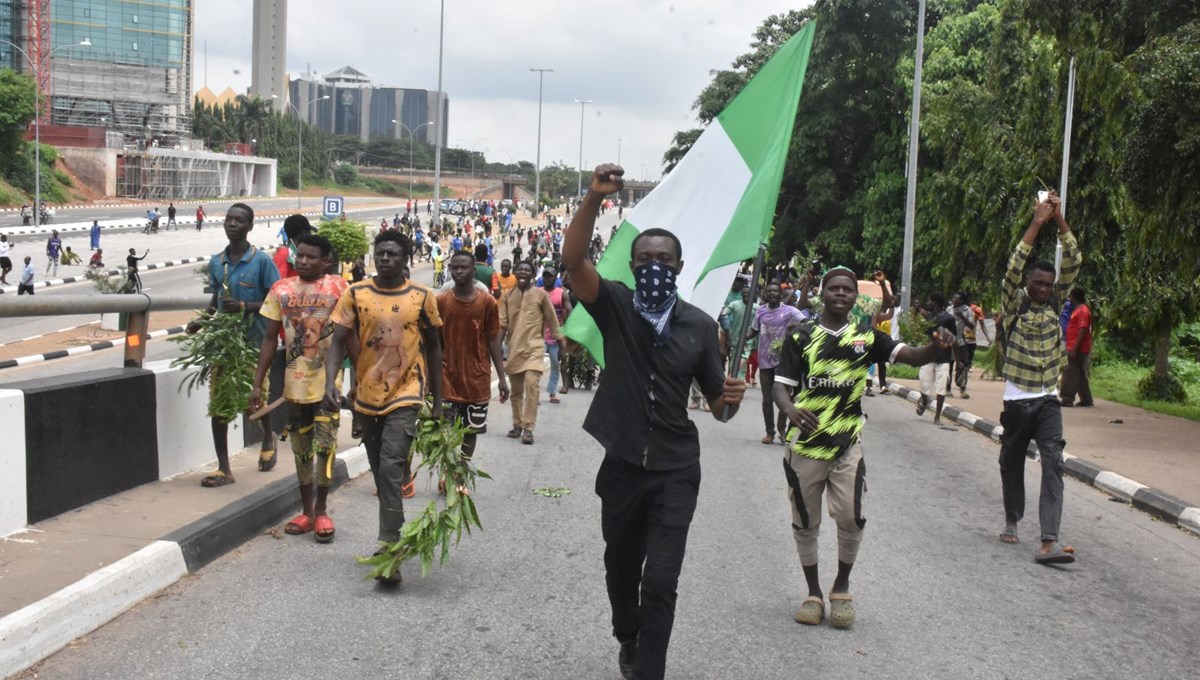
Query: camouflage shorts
287 401 340 486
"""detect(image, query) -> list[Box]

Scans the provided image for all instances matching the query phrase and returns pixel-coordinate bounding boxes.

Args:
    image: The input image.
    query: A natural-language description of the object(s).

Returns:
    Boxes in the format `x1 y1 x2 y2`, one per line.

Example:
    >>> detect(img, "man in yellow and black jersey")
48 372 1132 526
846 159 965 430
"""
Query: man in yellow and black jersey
772 266 954 630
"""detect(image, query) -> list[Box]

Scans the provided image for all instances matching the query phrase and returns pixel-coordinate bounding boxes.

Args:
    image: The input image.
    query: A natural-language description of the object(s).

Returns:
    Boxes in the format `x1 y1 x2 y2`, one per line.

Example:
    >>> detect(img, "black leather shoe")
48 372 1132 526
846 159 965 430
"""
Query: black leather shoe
618 640 637 680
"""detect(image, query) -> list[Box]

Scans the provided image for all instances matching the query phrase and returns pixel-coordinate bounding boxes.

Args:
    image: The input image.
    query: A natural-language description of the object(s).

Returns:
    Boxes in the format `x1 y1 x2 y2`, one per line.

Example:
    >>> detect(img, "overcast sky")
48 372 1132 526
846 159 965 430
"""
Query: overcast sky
193 0 809 180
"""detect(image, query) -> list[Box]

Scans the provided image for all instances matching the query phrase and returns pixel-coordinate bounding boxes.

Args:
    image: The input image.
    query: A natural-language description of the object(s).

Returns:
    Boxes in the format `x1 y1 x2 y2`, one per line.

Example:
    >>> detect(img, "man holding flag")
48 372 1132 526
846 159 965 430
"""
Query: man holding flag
560 21 815 677
563 164 746 680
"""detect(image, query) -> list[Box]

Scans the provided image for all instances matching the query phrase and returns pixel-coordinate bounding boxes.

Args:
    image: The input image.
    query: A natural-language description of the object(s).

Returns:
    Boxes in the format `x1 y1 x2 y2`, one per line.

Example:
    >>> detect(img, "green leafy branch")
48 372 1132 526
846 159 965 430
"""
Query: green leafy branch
168 308 257 424
357 411 491 579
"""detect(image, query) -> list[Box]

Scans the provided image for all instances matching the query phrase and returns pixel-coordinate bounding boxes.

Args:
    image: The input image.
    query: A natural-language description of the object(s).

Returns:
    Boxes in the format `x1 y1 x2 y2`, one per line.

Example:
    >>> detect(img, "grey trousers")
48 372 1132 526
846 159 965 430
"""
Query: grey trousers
998 397 1065 542
361 406 419 542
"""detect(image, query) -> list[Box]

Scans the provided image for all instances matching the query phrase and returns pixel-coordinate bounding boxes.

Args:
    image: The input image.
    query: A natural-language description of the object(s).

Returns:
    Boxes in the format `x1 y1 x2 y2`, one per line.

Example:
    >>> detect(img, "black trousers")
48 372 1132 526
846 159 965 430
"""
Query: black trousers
596 456 701 680
759 368 789 438
999 397 1066 542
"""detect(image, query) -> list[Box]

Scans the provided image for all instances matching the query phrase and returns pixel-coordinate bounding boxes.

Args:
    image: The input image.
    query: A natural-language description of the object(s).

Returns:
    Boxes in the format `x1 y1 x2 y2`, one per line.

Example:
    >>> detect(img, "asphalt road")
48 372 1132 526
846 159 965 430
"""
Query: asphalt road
0 196 406 231
17 387 1200 679
0 208 615 383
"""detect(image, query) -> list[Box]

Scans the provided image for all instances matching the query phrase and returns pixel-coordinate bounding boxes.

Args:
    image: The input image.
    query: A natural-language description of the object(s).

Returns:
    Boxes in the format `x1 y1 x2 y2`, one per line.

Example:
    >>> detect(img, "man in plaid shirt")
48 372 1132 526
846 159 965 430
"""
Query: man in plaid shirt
997 190 1081 564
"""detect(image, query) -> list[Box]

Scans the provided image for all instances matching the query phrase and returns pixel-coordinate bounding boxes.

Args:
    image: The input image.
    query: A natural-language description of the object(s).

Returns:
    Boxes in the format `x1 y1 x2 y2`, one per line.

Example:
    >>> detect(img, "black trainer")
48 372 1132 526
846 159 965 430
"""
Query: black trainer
618 640 638 680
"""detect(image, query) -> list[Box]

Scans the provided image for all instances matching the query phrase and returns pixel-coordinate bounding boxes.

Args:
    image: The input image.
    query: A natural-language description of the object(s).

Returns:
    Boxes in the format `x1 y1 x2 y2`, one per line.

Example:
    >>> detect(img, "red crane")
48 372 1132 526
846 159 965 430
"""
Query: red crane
27 0 52 122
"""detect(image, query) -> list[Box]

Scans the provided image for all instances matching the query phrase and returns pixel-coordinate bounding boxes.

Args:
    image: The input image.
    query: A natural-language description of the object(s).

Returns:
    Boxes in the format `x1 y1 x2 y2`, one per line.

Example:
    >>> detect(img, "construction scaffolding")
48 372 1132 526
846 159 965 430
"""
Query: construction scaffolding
49 56 193 148
116 148 276 201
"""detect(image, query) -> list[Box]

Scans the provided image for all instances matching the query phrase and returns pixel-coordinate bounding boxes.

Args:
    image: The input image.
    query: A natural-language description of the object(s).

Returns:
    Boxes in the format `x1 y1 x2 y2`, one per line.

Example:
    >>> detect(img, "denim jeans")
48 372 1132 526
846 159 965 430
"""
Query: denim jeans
998 397 1066 542
545 341 561 395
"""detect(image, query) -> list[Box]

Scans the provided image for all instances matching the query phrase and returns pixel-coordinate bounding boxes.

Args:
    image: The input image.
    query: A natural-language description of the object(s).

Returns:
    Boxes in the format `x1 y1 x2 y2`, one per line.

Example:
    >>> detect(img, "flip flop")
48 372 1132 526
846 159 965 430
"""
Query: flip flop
285 514 314 534
314 515 335 543
1000 525 1019 544
915 396 929 417
201 471 235 487
258 449 277 472
1035 543 1076 565
761 435 775 445
549 395 560 404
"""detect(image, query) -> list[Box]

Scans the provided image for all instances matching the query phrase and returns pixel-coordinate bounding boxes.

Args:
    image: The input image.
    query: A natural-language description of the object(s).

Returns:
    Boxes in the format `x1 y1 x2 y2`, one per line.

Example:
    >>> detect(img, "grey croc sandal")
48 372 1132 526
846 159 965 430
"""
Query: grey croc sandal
829 592 855 629
794 596 824 625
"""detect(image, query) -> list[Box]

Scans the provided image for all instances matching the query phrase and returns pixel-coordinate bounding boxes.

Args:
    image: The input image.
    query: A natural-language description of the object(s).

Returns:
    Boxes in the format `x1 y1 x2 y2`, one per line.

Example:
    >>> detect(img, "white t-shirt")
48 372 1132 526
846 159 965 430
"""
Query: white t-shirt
0 241 11 258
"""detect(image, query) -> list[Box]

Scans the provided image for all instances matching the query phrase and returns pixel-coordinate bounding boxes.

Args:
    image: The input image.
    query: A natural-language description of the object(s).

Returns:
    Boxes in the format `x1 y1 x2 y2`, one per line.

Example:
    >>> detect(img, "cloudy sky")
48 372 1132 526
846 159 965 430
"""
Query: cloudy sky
194 0 810 180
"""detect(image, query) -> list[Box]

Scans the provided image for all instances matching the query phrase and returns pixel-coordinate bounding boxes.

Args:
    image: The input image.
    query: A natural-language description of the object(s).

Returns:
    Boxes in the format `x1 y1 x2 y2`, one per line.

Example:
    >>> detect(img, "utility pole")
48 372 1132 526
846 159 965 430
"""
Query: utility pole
615 136 625 165
530 68 552 216
432 0 446 229
899 0 926 313
574 99 592 199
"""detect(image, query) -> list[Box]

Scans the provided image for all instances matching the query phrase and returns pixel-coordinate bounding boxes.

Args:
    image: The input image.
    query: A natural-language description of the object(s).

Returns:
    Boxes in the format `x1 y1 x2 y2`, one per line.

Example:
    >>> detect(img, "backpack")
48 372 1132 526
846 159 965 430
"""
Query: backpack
995 293 1060 362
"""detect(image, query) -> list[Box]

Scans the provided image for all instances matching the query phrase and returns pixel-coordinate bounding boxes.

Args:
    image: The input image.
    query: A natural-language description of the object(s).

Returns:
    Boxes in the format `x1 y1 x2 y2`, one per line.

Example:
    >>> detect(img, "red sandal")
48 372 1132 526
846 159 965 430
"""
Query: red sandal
314 515 335 543
285 514 313 534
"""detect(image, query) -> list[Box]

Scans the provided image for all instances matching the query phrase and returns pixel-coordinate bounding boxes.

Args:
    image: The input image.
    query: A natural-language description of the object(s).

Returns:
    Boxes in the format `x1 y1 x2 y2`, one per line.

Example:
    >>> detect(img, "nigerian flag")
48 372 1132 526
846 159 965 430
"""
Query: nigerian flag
562 21 815 366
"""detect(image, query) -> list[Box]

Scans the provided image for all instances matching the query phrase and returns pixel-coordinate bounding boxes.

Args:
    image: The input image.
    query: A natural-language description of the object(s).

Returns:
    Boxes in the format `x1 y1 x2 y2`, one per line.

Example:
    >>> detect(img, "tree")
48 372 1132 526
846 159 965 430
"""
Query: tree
0 69 36 161
1115 19 1200 399
333 162 358 186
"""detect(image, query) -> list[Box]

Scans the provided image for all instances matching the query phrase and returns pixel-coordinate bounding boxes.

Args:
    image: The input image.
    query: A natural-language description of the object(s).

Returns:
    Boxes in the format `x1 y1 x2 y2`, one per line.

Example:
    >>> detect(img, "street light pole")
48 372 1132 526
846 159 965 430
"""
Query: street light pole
530 67 552 215
615 136 625 166
392 119 433 200
466 137 488 193
274 93 329 210
432 0 446 230
574 99 592 199
1 38 91 227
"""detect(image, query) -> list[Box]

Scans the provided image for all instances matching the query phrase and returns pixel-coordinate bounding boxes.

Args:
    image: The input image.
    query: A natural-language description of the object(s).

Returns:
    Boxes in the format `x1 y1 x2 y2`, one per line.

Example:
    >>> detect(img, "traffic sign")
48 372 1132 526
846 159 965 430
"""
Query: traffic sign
323 196 344 219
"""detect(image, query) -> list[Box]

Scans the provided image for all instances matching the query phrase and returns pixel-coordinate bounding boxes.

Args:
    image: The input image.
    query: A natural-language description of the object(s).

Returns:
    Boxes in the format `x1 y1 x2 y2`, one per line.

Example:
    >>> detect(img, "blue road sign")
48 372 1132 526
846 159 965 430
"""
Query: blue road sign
323 196 344 219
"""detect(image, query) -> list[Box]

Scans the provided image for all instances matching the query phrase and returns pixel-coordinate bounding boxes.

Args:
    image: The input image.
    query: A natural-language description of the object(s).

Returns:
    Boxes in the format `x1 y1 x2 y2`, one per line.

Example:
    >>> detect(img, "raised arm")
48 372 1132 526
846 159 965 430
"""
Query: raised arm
562 164 624 305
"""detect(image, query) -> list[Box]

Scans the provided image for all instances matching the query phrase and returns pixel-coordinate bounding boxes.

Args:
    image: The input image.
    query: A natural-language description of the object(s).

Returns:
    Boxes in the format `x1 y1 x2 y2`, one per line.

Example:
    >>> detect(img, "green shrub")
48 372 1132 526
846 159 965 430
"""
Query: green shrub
316 217 370 263
333 163 358 186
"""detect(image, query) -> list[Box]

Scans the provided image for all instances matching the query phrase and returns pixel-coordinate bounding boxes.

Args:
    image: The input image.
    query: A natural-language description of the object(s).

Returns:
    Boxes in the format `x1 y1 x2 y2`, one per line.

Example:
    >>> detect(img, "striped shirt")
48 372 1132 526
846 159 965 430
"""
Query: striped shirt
1000 231 1081 395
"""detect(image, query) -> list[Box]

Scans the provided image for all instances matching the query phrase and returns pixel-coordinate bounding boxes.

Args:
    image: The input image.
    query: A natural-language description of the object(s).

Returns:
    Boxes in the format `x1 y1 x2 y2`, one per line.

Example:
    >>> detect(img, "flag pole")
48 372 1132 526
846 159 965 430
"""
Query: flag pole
725 243 767 420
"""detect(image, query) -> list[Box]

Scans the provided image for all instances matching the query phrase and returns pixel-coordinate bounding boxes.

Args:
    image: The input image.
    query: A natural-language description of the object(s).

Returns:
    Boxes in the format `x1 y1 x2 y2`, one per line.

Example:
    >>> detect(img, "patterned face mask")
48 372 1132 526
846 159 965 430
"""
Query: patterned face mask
632 261 679 345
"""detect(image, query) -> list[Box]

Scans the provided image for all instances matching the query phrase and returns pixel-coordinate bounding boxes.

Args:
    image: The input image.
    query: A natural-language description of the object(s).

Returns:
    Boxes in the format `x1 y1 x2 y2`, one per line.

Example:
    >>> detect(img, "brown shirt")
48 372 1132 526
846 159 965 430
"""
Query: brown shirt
499 285 562 374
437 288 500 403
331 279 442 416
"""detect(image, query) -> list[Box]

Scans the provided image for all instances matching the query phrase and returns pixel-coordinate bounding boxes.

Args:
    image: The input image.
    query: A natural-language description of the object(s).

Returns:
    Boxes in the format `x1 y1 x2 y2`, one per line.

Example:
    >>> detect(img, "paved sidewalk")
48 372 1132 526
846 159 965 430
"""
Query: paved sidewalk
887 369 1200 533
0 425 371 677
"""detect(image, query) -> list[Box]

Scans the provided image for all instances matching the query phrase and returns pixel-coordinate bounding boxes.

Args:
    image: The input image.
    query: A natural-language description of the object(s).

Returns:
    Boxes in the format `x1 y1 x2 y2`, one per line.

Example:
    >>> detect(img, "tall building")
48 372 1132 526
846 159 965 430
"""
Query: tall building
250 0 286 112
0 0 196 145
289 66 448 146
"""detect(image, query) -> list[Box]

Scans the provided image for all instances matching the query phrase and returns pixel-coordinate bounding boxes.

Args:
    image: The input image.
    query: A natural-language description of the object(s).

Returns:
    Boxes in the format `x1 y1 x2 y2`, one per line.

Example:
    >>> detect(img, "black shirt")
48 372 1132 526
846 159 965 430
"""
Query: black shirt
581 279 725 471
927 310 956 364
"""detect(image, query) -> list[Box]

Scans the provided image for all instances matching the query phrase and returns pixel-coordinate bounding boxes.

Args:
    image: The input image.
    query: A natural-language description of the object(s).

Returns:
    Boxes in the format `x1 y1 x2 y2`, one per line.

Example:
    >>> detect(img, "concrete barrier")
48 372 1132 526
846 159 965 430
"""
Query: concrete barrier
0 390 26 536
148 360 220 479
8 368 158 523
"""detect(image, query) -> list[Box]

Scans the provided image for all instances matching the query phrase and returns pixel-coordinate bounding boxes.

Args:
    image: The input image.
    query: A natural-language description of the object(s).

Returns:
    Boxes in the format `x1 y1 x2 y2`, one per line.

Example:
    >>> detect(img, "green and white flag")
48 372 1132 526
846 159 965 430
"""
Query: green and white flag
563 22 816 366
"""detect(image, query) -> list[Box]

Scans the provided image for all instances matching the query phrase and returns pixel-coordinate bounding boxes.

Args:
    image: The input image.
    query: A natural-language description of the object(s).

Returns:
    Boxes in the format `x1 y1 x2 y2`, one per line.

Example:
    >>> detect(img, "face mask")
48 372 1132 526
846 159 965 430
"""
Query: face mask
633 261 678 311
632 261 679 344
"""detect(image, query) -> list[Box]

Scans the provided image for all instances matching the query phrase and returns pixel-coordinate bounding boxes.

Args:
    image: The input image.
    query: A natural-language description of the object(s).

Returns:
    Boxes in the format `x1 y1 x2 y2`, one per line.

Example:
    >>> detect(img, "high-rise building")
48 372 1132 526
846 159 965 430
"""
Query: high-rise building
289 66 448 146
250 0 286 112
0 1 195 145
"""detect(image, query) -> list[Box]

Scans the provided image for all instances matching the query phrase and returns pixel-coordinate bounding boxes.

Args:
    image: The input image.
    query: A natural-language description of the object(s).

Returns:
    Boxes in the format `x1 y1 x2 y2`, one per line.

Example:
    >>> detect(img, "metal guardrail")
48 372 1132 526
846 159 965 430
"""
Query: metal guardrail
0 294 210 368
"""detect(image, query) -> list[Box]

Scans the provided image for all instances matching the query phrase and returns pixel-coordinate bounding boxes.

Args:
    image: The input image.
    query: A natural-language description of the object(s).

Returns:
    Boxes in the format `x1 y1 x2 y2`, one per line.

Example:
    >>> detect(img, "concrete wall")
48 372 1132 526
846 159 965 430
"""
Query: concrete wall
0 389 27 536
58 147 118 197
148 360 220 479
0 361 280 536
